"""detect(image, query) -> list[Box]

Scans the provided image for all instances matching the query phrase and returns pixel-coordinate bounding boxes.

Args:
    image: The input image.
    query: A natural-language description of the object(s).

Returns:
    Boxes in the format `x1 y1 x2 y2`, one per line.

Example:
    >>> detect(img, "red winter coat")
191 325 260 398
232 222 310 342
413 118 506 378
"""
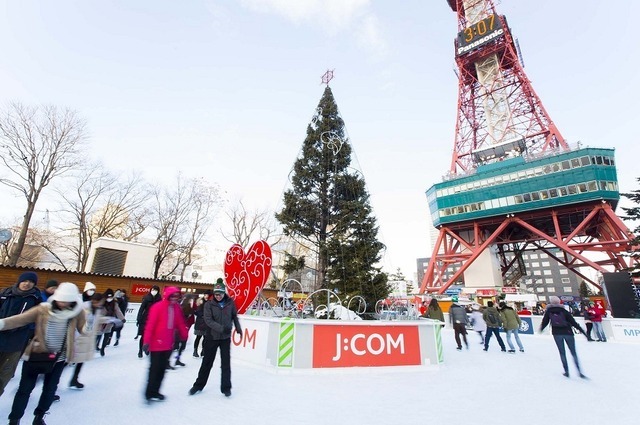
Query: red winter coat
143 287 189 352
587 306 603 322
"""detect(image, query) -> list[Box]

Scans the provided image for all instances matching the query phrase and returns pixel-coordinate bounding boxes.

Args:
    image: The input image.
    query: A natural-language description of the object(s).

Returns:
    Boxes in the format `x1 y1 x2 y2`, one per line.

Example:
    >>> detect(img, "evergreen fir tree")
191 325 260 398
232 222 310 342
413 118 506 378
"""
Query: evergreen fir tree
276 86 389 309
621 177 640 276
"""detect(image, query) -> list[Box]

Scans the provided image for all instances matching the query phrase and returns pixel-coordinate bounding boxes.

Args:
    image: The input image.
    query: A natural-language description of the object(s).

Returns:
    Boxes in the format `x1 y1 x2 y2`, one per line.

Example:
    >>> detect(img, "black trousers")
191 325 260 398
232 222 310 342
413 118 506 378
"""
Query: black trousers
9 360 66 421
192 338 231 393
145 350 171 398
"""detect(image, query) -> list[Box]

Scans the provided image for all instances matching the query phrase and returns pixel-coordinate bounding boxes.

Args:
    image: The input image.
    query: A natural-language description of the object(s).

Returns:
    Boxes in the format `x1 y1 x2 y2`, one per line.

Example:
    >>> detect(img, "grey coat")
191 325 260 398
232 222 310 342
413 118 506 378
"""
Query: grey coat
449 303 469 325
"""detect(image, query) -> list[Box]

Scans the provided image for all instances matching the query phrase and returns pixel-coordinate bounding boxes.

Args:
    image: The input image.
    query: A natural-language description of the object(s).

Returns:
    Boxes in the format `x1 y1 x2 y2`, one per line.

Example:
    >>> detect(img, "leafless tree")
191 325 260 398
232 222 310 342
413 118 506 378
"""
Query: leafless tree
221 199 282 247
0 102 86 266
150 175 223 280
56 163 149 271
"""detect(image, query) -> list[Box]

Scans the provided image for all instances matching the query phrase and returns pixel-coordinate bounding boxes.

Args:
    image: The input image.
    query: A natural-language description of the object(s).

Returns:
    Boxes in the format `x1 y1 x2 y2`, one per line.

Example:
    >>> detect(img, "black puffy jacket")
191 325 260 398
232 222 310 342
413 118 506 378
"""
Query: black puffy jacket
203 294 242 340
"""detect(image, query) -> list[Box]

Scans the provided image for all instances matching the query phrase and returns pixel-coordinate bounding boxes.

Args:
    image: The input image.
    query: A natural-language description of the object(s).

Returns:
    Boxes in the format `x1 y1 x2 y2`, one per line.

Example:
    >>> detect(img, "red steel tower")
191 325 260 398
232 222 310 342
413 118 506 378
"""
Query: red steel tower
419 0 638 295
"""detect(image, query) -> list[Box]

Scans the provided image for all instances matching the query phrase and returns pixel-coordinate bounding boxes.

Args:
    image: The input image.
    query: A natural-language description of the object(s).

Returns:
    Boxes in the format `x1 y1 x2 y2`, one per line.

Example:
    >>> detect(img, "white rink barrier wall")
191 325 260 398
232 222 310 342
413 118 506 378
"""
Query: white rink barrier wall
442 313 640 344
232 316 445 370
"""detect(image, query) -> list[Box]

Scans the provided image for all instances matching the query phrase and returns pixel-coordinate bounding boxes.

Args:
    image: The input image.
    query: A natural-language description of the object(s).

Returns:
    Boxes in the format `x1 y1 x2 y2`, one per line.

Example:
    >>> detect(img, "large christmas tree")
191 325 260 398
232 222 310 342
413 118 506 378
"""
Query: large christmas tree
276 86 389 309
621 177 640 276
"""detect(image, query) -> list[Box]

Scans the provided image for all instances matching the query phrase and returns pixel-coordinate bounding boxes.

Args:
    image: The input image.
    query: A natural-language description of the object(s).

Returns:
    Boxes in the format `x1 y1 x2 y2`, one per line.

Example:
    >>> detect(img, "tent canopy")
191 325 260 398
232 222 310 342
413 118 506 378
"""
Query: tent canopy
504 294 538 303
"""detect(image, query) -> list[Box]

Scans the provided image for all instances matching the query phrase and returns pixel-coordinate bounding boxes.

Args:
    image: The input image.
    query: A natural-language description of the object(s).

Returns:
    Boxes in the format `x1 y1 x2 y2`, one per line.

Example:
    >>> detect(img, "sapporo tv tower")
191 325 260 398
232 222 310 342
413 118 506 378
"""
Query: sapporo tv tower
418 0 638 295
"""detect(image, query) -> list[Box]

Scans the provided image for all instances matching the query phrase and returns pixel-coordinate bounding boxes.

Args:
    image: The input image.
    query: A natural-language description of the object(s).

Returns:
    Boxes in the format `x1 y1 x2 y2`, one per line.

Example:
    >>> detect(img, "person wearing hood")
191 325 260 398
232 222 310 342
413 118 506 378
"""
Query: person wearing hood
448 296 469 351
0 282 85 425
189 279 242 397
136 285 161 357
142 286 189 402
82 282 96 303
540 295 588 379
0 271 42 398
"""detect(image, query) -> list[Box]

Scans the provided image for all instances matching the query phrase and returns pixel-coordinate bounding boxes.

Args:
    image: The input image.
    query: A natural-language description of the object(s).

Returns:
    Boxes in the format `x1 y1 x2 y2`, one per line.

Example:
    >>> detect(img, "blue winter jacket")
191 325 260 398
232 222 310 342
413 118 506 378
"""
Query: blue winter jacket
0 285 42 352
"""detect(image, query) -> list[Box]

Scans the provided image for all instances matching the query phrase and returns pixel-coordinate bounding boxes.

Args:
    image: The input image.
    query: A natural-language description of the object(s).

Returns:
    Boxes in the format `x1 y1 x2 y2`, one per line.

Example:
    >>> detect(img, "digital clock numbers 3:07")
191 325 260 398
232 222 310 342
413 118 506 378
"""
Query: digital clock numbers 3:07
456 14 505 56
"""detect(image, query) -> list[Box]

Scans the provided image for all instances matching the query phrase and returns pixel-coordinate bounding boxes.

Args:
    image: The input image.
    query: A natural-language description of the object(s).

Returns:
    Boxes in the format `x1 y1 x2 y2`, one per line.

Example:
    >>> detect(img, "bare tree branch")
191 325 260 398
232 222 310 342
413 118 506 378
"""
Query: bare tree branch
0 102 86 266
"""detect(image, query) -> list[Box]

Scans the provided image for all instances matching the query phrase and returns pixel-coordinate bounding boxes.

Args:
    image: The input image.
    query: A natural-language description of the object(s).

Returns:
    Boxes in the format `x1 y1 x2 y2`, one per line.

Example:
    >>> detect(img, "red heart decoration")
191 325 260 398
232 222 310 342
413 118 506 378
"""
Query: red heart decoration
224 240 272 314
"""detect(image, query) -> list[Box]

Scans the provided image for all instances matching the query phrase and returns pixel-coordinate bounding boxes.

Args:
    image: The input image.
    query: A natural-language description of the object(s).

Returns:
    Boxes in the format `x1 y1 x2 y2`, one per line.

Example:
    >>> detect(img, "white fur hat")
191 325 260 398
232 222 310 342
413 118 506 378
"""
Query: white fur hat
83 281 96 292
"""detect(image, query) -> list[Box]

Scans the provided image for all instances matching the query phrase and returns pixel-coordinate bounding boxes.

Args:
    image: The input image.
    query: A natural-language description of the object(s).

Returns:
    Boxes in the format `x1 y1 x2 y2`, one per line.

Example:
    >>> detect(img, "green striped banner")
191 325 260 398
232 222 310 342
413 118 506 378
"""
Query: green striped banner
277 318 295 367
434 325 444 363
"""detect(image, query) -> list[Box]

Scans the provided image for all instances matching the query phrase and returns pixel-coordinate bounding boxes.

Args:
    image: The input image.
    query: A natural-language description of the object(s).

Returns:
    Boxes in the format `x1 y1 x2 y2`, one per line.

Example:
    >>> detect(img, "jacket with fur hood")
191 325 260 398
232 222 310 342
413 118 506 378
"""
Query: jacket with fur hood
143 287 189 352
0 301 85 361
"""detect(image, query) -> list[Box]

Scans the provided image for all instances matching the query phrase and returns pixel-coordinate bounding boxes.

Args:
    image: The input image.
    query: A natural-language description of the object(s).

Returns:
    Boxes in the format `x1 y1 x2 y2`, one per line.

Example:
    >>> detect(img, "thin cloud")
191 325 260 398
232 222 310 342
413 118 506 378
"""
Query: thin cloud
237 0 387 57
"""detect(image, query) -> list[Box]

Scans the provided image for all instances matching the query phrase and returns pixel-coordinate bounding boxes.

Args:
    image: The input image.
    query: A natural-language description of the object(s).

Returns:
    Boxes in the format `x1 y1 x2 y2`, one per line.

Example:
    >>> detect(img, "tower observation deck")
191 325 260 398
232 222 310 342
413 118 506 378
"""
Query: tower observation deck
419 0 638 294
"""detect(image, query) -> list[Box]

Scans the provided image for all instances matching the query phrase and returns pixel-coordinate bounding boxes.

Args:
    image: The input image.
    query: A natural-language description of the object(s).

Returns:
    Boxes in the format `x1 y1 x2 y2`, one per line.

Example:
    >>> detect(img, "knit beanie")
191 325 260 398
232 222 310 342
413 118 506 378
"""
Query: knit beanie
18 271 38 286
213 278 226 293
84 282 96 292
52 282 81 302
548 296 561 305
45 279 59 289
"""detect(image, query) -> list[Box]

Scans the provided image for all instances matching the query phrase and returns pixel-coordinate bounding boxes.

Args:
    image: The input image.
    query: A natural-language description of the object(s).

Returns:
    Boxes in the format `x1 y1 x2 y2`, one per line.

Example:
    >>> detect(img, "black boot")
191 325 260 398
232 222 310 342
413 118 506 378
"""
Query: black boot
193 350 199 358
69 378 84 389
33 412 48 425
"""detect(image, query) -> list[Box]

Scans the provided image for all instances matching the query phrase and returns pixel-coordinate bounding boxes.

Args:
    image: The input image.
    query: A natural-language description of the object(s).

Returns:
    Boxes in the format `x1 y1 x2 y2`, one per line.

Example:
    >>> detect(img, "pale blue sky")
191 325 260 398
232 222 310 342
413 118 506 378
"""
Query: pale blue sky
1 0 638 280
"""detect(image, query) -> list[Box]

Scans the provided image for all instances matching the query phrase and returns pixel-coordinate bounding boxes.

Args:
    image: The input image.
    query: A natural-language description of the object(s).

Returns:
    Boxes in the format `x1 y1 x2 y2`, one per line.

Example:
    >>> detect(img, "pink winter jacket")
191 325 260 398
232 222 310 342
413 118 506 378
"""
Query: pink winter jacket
143 287 189 352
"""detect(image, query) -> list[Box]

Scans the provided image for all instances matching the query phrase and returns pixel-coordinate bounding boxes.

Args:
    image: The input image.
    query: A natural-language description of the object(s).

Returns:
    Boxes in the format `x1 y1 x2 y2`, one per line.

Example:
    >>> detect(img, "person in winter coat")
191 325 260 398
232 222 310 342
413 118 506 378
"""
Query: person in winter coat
192 292 211 357
40 280 58 302
0 271 42 398
469 304 486 344
68 293 107 389
482 301 506 352
142 286 189 402
136 285 161 357
82 282 96 303
0 282 86 425
582 303 594 341
96 288 125 357
426 298 445 324
587 301 607 342
172 295 195 367
448 296 469 350
189 279 242 397
113 289 129 346
498 301 524 353
540 296 588 378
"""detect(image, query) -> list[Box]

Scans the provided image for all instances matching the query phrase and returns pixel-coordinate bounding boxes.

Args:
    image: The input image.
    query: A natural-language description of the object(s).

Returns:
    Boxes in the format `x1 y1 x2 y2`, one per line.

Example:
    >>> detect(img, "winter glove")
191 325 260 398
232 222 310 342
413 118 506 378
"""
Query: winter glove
142 344 150 355
235 328 242 336
122 319 126 323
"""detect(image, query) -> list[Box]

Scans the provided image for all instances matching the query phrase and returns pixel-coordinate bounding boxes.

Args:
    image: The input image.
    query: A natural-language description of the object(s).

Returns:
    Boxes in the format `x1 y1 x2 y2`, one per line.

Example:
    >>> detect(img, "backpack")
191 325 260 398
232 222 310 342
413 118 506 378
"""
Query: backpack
549 310 568 327
487 311 499 326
